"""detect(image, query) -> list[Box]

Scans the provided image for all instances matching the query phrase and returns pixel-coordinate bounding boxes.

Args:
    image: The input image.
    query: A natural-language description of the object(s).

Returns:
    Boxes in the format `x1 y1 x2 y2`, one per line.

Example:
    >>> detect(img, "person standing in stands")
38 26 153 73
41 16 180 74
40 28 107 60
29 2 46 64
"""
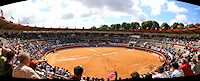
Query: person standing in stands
0 48 11 75
12 53 41 79
178 58 193 76
170 62 185 78
151 66 170 78
70 65 83 81
3 51 15 76
190 59 200 75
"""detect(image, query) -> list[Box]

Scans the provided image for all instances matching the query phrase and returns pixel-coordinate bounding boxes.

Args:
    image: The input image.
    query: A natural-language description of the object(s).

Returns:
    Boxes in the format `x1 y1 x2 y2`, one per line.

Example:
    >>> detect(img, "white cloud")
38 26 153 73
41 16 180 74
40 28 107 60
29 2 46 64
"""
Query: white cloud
0 0 149 29
169 14 187 26
175 14 187 24
195 7 200 10
140 0 167 15
169 19 178 26
166 1 188 13
76 0 148 21
153 19 164 26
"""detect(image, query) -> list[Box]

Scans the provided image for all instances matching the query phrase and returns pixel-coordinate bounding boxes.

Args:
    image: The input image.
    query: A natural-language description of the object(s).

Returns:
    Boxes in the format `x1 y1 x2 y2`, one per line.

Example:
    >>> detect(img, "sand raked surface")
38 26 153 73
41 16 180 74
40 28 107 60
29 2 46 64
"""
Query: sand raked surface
46 47 163 80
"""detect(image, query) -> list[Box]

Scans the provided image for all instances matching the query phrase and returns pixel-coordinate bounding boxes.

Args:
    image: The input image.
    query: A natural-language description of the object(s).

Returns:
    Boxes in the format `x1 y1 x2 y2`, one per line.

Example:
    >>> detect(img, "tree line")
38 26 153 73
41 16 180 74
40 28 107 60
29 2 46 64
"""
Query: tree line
89 20 200 30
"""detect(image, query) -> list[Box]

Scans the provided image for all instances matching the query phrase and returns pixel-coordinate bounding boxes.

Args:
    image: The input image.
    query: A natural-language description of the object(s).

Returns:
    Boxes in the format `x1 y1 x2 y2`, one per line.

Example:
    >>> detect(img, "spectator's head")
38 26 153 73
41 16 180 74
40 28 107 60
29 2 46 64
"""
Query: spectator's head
198 54 200 60
130 71 139 78
1 48 11 57
6 51 15 61
181 58 187 64
74 65 83 77
29 60 38 70
171 62 179 70
156 66 164 73
145 73 152 78
192 59 197 64
17 53 30 66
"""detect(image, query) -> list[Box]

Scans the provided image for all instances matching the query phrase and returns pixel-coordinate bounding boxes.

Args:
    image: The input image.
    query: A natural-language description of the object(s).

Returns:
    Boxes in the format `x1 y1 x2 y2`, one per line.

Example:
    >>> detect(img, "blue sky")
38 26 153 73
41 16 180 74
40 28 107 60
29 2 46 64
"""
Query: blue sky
0 0 200 28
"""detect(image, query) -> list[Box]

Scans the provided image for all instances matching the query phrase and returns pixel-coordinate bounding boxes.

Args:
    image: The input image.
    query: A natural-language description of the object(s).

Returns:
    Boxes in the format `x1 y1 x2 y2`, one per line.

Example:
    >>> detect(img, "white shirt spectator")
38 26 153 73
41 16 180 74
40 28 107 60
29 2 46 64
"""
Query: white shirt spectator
152 71 170 78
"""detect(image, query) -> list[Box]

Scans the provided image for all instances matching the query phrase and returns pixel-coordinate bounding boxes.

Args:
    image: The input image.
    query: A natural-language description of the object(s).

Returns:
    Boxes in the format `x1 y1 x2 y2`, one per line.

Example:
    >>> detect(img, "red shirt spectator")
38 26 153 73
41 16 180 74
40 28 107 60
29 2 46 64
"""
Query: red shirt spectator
178 63 193 76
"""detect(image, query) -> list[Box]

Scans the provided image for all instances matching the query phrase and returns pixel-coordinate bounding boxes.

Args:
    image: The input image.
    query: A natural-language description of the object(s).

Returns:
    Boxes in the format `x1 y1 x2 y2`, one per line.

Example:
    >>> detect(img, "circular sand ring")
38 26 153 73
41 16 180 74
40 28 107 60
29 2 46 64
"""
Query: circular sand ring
46 46 163 80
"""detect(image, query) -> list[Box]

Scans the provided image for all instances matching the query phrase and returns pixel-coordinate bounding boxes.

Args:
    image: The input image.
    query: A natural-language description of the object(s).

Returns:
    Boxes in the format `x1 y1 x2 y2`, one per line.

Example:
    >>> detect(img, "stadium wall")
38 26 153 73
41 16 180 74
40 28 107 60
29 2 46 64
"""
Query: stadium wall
42 45 167 62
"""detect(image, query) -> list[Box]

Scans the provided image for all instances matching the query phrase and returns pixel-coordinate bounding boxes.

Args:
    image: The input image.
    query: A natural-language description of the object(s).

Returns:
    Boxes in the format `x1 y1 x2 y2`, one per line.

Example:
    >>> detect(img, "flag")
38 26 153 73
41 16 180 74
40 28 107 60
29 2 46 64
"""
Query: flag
194 22 197 25
27 22 29 25
0 9 3 16
157 56 160 60
177 25 181 28
108 71 115 79
146 27 149 30
171 27 173 30
162 26 165 30
10 15 14 19
107 27 109 30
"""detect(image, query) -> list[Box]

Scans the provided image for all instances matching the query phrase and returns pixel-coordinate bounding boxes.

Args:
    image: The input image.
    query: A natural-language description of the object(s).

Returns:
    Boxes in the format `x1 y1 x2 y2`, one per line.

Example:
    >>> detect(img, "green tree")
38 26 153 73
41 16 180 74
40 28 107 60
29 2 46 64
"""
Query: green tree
179 23 184 29
110 24 115 29
161 23 170 30
142 21 153 30
122 22 126 29
126 23 131 29
100 25 108 29
90 25 96 29
188 24 194 28
151 21 160 30
130 22 140 29
116 24 121 29
141 21 147 30
171 22 179 29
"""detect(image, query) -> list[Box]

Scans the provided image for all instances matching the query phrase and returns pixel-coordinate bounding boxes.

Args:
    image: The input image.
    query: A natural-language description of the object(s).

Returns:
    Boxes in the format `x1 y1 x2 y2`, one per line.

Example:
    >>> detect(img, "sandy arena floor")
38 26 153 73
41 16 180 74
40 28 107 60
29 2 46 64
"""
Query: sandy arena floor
46 47 163 79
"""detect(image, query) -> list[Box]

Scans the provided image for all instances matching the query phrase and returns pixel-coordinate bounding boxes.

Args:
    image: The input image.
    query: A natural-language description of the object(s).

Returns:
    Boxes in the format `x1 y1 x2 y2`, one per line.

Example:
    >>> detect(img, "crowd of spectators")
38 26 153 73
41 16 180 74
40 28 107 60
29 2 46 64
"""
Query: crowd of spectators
135 34 200 78
0 32 200 80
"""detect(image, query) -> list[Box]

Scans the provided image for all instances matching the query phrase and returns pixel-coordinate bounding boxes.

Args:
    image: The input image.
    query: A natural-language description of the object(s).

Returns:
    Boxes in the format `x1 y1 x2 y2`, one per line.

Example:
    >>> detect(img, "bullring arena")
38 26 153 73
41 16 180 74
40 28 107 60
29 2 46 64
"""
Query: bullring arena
46 47 162 79
1 16 200 80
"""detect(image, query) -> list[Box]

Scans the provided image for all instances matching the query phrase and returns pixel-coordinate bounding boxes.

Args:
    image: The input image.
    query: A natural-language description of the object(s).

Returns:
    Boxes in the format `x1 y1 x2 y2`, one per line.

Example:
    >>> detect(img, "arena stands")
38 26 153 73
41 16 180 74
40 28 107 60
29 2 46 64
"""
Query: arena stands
1 17 200 80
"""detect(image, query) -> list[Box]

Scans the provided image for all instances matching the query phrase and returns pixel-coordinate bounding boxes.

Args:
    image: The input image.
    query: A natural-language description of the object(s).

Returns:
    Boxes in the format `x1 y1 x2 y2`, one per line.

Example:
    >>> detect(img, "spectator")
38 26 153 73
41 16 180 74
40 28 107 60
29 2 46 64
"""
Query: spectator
198 55 200 69
130 71 139 78
170 62 185 78
178 58 194 76
29 60 39 70
151 66 170 78
0 48 11 75
191 59 200 75
70 65 84 81
12 53 41 79
3 51 15 76
144 73 152 78
53 66 56 73
0 49 6 76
